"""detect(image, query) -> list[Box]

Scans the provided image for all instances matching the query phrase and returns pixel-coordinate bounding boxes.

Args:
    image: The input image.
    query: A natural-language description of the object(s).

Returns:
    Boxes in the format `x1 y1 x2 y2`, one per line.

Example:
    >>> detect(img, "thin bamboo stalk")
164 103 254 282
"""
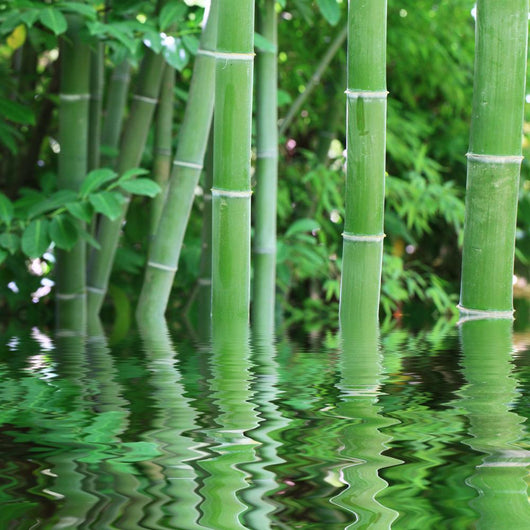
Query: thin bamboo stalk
278 24 347 137
211 0 255 332
459 1 528 317
87 48 165 317
339 0 387 326
88 42 104 171
136 2 218 321
252 0 278 335
55 14 91 331
150 63 175 238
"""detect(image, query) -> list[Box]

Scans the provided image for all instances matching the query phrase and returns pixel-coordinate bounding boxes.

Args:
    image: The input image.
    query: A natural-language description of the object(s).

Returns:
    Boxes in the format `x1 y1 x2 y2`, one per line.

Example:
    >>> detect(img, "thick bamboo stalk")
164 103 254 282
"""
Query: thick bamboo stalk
339 0 387 326
150 63 175 238
88 42 104 171
459 1 528 317
136 2 218 321
55 14 91 331
252 0 278 335
278 24 347 137
87 48 165 317
211 0 255 332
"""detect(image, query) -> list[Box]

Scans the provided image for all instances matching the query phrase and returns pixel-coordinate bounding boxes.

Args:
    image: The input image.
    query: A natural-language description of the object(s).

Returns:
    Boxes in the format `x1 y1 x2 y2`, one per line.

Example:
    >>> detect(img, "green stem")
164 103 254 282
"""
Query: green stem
136 2 218 322
339 0 387 327
459 0 528 316
278 24 347 137
252 0 278 335
211 0 255 332
88 42 104 171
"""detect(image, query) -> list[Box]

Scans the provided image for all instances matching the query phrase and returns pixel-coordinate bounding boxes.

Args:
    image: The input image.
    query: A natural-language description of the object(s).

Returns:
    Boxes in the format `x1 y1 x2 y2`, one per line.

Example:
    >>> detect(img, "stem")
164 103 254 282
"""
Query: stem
88 41 104 171
252 0 278 335
459 0 528 316
339 1 387 326
278 24 347 137
136 2 218 321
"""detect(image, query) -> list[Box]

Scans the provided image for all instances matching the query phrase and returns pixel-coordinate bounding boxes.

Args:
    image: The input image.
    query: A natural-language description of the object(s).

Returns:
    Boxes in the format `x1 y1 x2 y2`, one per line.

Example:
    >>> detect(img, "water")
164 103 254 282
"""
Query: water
1 318 530 529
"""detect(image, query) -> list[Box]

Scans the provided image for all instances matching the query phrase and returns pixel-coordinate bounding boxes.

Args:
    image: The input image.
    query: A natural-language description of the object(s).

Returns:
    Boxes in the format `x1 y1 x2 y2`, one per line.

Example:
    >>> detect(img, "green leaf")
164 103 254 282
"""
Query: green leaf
0 233 20 254
162 36 189 71
0 97 35 125
0 193 14 224
49 214 79 250
159 1 187 31
285 218 321 238
80 168 118 197
119 179 161 198
0 11 24 35
182 34 199 55
89 192 125 220
117 167 150 182
58 1 98 20
21 219 51 258
39 8 68 35
316 0 341 26
254 32 275 53
20 9 41 28
27 189 77 219
78 228 101 250
65 201 93 223
0 248 7 265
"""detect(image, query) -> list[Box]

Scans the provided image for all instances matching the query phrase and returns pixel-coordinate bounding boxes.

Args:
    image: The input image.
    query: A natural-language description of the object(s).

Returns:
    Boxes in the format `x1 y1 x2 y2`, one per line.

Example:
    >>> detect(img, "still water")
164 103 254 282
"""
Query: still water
1 317 530 529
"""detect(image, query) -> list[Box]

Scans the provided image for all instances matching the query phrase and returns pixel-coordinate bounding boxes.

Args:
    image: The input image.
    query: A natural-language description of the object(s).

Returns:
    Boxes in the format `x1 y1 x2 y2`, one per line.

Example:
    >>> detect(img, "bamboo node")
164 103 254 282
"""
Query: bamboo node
257 150 279 159
197 49 255 61
211 188 252 198
87 286 106 295
198 278 212 286
466 153 524 164
457 304 514 322
59 93 90 101
254 246 276 254
342 232 385 242
133 94 158 105
148 261 178 272
56 293 86 300
345 89 388 99
173 160 203 170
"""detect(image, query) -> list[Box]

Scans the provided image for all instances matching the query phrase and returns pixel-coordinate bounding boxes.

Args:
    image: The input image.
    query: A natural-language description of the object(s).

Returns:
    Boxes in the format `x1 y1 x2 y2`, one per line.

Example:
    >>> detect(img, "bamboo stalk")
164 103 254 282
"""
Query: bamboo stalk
339 1 387 326
252 0 278 335
459 1 528 318
88 42 104 171
87 47 165 317
211 0 255 332
150 63 175 238
136 2 218 321
55 14 91 331
278 24 347 137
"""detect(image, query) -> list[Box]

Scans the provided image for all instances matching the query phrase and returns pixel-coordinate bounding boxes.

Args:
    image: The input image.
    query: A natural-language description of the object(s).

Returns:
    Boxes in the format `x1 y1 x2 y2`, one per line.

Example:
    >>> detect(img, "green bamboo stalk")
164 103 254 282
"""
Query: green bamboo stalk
100 59 131 169
252 0 278 335
88 42 104 171
55 14 91 331
211 0 255 332
278 24 347 137
459 319 530 527
136 3 218 321
87 48 165 317
459 1 528 318
339 0 387 327
150 63 175 238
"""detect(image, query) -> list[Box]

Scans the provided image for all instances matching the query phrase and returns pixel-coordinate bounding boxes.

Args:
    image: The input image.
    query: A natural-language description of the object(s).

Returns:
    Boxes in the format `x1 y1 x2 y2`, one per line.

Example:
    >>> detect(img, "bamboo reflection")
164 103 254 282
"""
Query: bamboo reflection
138 320 203 529
459 318 530 528
332 303 399 528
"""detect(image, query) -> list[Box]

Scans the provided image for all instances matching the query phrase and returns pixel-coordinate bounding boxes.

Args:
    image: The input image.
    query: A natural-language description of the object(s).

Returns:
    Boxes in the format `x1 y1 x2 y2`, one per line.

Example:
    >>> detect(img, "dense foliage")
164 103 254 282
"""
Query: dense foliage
0 0 528 329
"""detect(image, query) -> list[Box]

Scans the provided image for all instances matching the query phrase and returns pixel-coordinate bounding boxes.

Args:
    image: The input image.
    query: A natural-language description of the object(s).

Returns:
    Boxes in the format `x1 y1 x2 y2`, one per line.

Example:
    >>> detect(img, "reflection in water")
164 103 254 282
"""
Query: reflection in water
459 318 530 529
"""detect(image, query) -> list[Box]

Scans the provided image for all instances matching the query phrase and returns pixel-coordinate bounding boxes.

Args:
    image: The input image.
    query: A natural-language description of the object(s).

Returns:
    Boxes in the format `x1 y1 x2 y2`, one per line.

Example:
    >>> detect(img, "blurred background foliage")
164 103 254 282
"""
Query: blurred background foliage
0 0 529 331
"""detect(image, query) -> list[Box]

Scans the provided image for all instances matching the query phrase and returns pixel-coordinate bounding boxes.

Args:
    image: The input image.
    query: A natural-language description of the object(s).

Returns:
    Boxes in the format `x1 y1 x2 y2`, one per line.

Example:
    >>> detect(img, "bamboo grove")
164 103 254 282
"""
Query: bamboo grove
0 0 529 331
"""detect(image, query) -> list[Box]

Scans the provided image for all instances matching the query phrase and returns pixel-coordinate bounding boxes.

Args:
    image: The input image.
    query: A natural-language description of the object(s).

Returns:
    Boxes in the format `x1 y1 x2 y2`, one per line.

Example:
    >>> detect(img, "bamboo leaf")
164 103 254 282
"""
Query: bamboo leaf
285 218 321 238
58 1 98 20
316 0 341 26
65 201 93 223
162 36 189 71
0 193 14 224
0 11 24 35
254 32 275 53
49 214 79 250
119 178 161 198
27 189 77 219
0 233 20 254
117 167 150 182
159 1 187 31
182 34 199 55
39 8 68 35
0 96 35 125
20 9 40 28
0 249 7 265
78 228 101 250
21 219 51 258
89 192 125 220
80 168 118 198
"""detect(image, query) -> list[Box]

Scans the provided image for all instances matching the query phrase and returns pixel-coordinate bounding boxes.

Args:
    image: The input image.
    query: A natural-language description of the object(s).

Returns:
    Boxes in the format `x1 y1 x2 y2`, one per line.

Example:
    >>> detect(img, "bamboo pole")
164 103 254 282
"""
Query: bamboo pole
136 2 218 321
211 0 255 332
252 0 278 335
87 48 165 317
339 0 387 327
459 1 528 318
55 14 91 331
88 42 104 171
